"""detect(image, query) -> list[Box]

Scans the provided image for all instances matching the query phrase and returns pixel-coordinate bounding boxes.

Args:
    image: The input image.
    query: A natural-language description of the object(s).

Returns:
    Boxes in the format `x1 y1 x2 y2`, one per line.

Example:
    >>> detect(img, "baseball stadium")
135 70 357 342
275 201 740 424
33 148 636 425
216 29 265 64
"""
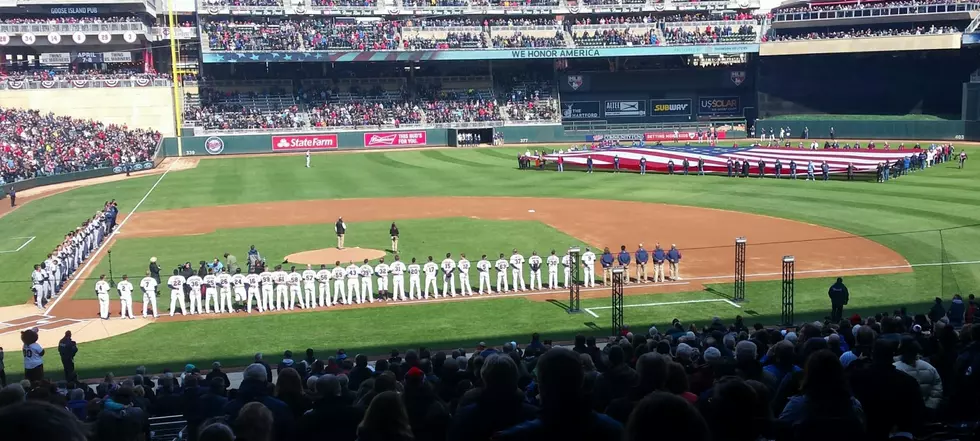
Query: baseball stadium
1 0 980 439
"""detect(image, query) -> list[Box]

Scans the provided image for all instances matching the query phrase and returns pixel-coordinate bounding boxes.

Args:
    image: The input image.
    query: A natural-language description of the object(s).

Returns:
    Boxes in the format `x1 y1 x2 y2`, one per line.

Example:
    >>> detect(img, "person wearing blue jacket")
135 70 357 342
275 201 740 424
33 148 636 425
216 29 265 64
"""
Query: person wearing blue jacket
587 156 594 174
667 244 682 281
821 161 830 181
635 244 649 283
600 247 614 285
806 161 815 181
652 244 666 283
617 245 631 284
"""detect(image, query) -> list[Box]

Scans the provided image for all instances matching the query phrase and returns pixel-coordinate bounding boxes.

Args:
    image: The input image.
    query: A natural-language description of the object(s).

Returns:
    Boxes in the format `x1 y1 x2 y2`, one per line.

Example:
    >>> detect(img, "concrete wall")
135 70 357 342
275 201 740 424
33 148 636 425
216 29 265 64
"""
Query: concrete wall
761 34 962 57
0 87 177 136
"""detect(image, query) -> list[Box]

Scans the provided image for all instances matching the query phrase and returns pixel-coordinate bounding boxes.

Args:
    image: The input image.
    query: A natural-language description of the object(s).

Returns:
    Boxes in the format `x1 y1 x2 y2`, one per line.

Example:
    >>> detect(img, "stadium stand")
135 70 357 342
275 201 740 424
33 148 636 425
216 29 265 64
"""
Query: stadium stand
3 297 979 441
0 108 160 185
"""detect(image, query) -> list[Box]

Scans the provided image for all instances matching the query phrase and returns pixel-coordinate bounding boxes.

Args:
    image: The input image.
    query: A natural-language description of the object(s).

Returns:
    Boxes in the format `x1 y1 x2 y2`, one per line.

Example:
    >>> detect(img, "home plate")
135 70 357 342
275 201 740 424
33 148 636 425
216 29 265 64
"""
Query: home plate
528 209 536 213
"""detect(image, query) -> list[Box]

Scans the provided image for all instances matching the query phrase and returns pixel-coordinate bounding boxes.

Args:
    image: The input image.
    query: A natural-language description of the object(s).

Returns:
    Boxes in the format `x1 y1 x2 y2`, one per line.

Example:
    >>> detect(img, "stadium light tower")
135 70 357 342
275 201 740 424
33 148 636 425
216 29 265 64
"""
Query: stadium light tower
167 0 184 156
611 267 625 335
734 237 746 302
781 256 795 326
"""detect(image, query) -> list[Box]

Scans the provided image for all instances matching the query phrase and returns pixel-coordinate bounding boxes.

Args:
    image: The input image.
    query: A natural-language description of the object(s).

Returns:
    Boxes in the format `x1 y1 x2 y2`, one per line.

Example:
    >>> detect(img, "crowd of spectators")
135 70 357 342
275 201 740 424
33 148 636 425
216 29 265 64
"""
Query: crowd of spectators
406 32 484 49
202 18 403 51
0 108 160 185
573 28 658 46
0 15 144 25
402 0 470 7
0 68 170 83
766 25 960 41
3 293 980 441
775 0 973 14
490 31 565 48
308 102 423 128
660 11 761 22
202 19 303 51
663 24 757 45
302 19 403 51
310 0 377 7
202 0 284 7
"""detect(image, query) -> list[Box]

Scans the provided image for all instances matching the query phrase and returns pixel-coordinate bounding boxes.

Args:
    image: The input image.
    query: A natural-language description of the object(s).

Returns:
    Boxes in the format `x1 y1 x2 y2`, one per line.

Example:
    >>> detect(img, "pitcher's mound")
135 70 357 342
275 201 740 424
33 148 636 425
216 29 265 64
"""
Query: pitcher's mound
285 247 387 265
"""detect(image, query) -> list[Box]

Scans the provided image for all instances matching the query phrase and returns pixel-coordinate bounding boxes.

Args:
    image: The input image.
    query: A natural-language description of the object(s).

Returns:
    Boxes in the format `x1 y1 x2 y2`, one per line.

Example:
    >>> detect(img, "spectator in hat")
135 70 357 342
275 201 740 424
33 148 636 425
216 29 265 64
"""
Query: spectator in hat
495 347 623 441
224 363 294 440
448 353 538 441
205 362 230 390
403 366 450 440
278 351 295 377
298 374 363 441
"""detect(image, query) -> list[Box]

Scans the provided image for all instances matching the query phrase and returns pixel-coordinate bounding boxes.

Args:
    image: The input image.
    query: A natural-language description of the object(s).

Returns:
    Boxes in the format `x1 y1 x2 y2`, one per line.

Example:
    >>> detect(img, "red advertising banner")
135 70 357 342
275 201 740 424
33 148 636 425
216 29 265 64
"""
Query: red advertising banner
363 130 427 148
644 130 728 142
272 134 339 151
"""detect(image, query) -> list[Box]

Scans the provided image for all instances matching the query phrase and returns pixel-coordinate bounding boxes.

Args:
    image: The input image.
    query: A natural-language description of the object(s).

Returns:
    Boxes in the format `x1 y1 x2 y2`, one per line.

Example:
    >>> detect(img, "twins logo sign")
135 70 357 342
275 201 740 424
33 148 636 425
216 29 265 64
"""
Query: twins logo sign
204 136 225 155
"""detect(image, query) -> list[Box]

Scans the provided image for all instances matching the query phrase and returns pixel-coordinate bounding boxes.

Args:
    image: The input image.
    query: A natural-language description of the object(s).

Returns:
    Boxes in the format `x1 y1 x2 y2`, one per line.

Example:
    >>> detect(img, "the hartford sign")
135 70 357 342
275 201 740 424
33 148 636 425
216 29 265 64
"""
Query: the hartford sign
271 134 338 151
363 130 427 148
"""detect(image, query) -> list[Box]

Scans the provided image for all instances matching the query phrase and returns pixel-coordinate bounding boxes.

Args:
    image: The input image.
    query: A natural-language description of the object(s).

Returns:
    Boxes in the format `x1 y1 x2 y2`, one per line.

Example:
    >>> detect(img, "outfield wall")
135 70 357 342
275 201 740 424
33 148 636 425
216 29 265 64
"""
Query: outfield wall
753 119 980 141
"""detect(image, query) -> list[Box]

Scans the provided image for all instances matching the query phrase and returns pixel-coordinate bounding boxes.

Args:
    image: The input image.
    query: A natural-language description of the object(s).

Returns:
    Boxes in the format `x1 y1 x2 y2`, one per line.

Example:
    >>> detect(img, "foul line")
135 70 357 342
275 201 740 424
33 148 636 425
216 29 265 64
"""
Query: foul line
390 281 691 306
44 160 178 315
584 298 741 318
0 236 35 254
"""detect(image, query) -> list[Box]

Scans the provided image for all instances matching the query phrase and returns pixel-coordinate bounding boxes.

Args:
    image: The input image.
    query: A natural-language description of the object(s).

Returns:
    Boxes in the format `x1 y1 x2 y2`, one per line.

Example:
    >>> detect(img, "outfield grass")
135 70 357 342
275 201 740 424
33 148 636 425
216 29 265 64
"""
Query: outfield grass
74 218 586 300
1 145 979 378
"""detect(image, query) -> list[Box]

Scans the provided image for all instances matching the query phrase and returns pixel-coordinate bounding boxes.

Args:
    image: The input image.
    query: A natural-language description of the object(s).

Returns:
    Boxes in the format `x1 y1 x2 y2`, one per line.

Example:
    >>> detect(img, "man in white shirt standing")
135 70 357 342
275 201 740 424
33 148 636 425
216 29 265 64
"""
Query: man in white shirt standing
528 251 543 291
547 250 560 290
140 271 159 318
187 273 204 315
31 264 46 309
302 264 318 308
306 150 311 168
288 266 304 309
510 249 527 292
316 264 332 307
407 257 422 300
390 256 407 301
495 253 509 293
346 261 361 304
95 274 111 319
217 270 233 313
476 254 491 295
457 253 473 296
246 270 263 313
117 275 135 319
561 250 572 289
440 253 457 298
332 262 347 305
273 266 289 310
359 259 374 303
423 256 439 299
260 268 275 311
167 269 186 316
375 258 390 301
581 248 597 288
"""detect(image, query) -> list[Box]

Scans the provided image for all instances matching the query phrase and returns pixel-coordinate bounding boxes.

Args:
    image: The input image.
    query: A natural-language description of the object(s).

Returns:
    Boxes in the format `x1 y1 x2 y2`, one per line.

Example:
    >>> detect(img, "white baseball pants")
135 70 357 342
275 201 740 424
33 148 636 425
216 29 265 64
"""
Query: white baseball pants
409 277 421 299
261 286 273 310
362 278 373 302
548 270 558 289
479 272 491 294
496 271 508 293
189 291 203 314
377 276 389 298
205 288 218 313
319 282 331 307
393 276 406 300
97 293 110 319
347 279 361 304
142 292 158 317
512 269 526 291
289 286 304 309
247 288 262 313
424 277 437 299
563 267 571 288
304 283 316 308
333 280 347 304
275 286 288 310
120 295 135 319
584 265 596 287
459 273 472 296
169 290 186 316
220 288 233 313
442 274 456 297
529 270 542 290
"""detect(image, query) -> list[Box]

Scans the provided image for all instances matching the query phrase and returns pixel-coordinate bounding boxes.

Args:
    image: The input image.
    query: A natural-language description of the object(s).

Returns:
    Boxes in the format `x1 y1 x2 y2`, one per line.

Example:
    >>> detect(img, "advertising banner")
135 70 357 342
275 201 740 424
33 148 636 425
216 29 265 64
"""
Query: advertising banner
698 96 741 115
363 130 427 148
561 101 601 120
39 52 71 64
604 100 647 117
586 134 643 142
104 51 133 63
650 99 693 117
272 134 339 151
643 131 728 142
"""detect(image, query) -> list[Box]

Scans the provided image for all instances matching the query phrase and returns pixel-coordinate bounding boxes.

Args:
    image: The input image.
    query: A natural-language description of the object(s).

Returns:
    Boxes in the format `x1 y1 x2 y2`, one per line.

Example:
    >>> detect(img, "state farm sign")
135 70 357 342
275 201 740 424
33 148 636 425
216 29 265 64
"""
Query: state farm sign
271 134 338 151
363 131 427 148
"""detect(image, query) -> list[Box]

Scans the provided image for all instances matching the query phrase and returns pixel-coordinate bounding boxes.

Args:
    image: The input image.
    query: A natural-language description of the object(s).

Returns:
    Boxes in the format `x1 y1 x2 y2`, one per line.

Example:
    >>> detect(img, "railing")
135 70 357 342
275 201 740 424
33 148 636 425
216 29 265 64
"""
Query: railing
967 11 980 32
403 25 483 32
772 3 980 23
563 118 745 132
149 26 199 40
0 22 147 34
664 19 760 28
0 78 171 89
572 23 659 31
192 119 524 135
201 79 293 88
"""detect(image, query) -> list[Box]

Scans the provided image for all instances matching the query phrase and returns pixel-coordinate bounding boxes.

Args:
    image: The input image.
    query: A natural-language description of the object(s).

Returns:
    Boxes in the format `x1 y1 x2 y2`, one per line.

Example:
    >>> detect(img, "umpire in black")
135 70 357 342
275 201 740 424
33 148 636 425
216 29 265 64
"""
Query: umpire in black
829 277 849 322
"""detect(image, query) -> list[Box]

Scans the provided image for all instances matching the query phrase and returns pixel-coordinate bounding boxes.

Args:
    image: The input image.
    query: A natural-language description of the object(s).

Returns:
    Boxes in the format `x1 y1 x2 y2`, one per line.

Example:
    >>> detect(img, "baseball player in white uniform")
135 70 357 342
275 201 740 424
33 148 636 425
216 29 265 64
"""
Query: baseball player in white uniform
274 266 289 310
390 256 406 301
203 272 218 314
95 274 111 319
423 256 439 299
476 255 491 295
187 273 204 314
232 270 247 308
140 271 159 318
317 264 332 307
167 269 186 316
359 259 374 303
260 269 275 311
495 253 509 293
117 275 135 319
346 261 361 304
510 249 527 292
31 264 46 309
408 258 422 300
561 250 572 289
440 253 457 298
306 150 311 168
375 258 390 300
246 271 263 313
332 262 347 304
217 271 233 313
547 250 560 290
582 248 597 288
288 266 304 309
528 251 543 291
457 254 473 296
302 265 318 308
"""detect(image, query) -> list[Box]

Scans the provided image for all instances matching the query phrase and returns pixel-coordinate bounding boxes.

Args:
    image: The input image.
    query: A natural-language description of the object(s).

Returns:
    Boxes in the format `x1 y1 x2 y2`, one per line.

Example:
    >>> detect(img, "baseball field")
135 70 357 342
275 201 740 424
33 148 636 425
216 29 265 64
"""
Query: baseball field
0 143 978 379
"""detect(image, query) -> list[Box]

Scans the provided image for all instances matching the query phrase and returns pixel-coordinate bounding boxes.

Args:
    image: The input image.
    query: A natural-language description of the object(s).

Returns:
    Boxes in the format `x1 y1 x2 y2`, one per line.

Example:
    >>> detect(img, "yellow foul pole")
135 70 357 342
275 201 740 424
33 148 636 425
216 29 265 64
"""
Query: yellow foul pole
167 0 184 156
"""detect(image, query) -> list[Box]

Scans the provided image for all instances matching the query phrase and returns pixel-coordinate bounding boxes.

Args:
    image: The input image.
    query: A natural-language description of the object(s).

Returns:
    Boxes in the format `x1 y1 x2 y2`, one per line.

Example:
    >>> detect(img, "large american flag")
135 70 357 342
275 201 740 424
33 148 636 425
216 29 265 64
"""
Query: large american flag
542 145 921 174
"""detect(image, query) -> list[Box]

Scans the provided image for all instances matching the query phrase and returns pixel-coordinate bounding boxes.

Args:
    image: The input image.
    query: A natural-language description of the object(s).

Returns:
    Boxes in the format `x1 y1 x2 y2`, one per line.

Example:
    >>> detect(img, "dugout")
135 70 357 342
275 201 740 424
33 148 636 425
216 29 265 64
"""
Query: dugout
449 128 495 147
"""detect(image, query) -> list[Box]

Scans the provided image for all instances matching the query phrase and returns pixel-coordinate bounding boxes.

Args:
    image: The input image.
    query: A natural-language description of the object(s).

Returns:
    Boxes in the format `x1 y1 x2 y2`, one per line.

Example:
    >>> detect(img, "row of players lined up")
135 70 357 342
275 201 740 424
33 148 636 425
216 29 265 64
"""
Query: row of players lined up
29 202 119 308
91 244 683 319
